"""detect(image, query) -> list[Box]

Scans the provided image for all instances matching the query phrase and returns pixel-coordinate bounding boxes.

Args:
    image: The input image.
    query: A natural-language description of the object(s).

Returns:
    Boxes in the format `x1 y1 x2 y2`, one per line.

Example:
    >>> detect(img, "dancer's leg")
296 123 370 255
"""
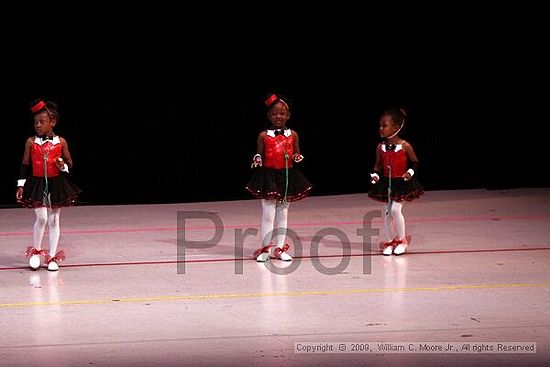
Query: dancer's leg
257 200 277 262
272 202 289 247
391 202 408 255
33 207 48 248
273 202 291 261
47 208 61 257
46 208 62 271
391 202 405 240
28 207 48 269
260 199 277 246
382 201 395 255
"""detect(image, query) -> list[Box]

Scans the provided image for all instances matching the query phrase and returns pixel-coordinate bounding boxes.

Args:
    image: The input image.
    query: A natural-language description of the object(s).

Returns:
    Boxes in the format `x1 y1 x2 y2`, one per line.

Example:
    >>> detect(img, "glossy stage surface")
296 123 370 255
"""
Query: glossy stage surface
1 188 549 366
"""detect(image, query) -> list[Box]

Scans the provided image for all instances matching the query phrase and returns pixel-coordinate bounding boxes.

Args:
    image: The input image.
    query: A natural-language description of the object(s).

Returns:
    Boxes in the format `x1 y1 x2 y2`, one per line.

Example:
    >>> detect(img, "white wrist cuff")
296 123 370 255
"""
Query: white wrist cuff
253 154 262 161
406 168 415 177
62 163 69 173
17 179 26 187
370 173 380 180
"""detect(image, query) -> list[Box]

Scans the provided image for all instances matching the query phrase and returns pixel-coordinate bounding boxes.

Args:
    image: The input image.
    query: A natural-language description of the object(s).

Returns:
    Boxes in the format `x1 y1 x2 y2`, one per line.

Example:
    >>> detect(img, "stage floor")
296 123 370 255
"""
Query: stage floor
1 188 549 366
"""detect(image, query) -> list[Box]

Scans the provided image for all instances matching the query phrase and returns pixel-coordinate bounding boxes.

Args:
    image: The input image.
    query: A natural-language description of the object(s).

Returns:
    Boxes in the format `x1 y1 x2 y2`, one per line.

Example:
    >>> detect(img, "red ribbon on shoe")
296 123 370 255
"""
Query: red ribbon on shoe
379 235 412 250
46 250 66 264
253 244 273 259
25 246 49 257
393 235 412 247
273 243 290 258
379 240 395 251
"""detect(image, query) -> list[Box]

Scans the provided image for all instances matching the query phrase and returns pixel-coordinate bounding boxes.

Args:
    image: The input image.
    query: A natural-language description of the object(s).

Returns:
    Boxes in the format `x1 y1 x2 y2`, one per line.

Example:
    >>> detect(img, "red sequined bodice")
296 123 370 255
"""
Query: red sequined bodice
381 145 408 178
264 132 295 169
31 138 62 177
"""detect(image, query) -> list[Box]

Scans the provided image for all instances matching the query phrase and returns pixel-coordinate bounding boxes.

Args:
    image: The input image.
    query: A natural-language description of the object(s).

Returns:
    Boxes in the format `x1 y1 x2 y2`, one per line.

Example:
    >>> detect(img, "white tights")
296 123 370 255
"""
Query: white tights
33 207 61 257
384 201 405 242
260 199 289 247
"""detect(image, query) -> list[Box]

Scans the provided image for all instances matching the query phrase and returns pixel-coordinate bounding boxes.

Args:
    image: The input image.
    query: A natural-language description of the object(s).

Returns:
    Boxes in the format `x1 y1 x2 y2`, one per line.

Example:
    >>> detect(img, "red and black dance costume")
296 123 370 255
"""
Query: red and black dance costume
246 128 312 202
19 136 81 208
367 141 423 202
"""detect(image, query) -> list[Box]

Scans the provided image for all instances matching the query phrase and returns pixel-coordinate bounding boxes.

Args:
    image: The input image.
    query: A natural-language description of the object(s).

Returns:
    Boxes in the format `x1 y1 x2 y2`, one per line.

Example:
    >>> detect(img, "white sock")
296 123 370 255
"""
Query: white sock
33 207 48 249
383 202 393 242
48 208 61 256
260 199 277 247
391 202 406 240
273 201 289 247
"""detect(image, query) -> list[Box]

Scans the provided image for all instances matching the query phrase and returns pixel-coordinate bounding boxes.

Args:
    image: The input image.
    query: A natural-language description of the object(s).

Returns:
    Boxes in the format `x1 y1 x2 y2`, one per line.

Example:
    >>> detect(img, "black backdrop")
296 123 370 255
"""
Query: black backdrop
2 29 547 207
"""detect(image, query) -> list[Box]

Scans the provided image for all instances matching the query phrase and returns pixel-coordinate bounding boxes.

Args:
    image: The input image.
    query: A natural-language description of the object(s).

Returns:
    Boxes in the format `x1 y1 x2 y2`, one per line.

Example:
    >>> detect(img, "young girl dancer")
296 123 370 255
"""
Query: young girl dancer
368 107 423 255
246 93 313 262
16 99 81 270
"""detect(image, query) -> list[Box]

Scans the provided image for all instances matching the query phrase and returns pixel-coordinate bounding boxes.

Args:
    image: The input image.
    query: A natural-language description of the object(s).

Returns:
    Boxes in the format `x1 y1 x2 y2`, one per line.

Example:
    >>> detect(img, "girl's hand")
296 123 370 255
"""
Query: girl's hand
251 154 262 168
56 158 65 170
370 173 380 184
292 153 304 163
402 169 414 181
16 187 23 202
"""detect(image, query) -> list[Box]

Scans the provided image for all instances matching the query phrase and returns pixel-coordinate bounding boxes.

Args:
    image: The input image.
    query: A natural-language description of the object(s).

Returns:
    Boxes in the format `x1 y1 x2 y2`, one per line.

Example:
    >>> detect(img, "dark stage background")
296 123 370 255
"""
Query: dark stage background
2 30 547 207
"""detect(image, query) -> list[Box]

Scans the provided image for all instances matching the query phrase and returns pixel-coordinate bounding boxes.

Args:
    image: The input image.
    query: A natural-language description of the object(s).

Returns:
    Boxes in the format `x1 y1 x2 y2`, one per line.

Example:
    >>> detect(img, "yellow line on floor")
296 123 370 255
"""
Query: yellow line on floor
2 282 550 308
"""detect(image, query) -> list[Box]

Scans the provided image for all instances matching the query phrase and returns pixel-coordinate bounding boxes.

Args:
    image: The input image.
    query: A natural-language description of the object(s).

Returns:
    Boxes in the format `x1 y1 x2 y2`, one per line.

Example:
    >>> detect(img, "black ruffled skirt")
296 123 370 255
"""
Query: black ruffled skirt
368 176 423 203
246 166 312 202
21 174 81 208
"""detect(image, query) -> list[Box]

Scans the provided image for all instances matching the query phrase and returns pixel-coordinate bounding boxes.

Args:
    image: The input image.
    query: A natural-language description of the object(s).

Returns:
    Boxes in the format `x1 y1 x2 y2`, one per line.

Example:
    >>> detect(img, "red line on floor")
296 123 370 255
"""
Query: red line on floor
1 247 549 271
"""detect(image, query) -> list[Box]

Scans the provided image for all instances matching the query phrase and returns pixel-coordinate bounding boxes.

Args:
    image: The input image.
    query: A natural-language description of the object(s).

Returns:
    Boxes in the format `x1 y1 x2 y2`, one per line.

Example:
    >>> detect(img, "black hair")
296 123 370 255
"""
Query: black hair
29 99 59 121
382 107 407 134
